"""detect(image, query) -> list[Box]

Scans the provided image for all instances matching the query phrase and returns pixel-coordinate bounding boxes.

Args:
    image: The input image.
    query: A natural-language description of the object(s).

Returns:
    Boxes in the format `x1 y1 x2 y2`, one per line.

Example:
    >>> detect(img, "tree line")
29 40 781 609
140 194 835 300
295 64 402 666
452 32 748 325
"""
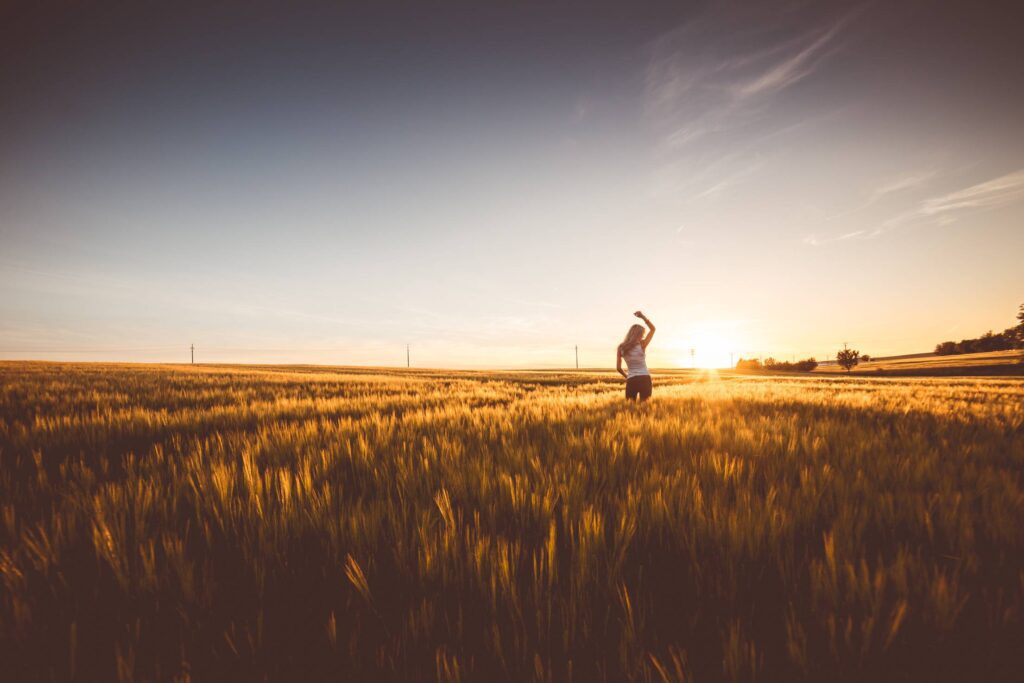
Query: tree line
735 357 819 372
731 302 1023 374
736 344 872 373
934 303 1024 355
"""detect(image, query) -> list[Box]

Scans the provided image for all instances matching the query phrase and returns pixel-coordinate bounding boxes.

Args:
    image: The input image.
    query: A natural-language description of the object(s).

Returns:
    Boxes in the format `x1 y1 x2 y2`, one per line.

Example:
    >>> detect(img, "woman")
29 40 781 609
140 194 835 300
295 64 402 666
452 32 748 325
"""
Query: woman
617 311 655 401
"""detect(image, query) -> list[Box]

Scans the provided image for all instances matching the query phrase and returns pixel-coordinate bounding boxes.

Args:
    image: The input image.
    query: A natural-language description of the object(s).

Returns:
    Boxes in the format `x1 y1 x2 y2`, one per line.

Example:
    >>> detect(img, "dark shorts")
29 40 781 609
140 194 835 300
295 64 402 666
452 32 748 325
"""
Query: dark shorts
625 374 652 400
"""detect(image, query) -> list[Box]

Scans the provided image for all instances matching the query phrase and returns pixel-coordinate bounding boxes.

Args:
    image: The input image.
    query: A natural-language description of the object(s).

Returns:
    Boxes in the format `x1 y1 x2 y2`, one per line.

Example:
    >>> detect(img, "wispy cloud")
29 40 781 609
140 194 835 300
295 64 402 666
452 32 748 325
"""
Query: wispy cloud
801 229 865 247
878 169 1024 232
503 296 565 310
688 156 766 201
731 22 848 99
645 3 861 151
919 170 1024 215
806 169 1024 245
395 304 556 344
644 2 864 209
868 170 937 203
809 168 939 224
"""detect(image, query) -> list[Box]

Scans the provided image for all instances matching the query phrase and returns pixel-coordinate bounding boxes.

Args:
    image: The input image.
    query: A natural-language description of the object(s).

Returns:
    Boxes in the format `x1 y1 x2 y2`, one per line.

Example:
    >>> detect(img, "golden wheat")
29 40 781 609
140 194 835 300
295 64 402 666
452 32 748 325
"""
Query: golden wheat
0 362 1022 681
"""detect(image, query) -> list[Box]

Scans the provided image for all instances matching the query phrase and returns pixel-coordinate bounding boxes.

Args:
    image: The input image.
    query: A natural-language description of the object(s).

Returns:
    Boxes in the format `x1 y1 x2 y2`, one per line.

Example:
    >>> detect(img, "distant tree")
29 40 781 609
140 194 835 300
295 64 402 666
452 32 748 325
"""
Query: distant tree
977 331 999 352
745 357 820 372
1017 303 1024 347
794 358 818 372
861 354 871 362
935 341 957 355
762 357 818 372
837 344 860 373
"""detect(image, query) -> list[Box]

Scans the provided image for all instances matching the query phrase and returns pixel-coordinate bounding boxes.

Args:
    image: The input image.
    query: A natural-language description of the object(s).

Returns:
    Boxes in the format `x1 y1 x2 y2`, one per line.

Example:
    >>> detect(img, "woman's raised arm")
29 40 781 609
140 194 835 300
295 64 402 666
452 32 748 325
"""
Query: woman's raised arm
634 311 655 348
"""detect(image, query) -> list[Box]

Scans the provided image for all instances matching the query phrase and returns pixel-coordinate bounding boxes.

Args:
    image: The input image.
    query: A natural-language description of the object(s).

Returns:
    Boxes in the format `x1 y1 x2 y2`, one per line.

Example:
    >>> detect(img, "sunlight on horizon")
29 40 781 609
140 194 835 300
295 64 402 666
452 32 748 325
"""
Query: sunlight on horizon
670 324 745 369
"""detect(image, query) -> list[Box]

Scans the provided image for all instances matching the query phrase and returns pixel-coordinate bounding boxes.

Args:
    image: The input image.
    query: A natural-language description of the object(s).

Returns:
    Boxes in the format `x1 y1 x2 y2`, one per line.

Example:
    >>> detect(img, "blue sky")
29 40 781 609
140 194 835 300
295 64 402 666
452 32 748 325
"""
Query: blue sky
2 1 1022 367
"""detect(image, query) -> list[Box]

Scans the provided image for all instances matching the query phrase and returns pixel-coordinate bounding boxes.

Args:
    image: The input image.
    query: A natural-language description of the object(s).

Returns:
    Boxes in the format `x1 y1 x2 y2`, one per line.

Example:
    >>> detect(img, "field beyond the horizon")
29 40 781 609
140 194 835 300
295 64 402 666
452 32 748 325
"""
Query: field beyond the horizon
815 349 1024 376
1 362 1022 682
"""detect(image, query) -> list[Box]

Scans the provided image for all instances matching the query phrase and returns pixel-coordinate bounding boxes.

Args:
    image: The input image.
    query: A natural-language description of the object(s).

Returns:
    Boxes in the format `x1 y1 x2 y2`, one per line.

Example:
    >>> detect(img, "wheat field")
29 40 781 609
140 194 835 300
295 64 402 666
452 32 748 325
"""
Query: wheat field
1 362 1022 682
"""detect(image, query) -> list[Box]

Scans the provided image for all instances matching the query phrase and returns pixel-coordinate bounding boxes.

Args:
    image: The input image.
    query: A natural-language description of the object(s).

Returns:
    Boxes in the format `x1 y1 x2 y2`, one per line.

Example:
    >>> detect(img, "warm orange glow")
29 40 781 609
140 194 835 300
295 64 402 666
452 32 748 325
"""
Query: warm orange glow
673 326 743 369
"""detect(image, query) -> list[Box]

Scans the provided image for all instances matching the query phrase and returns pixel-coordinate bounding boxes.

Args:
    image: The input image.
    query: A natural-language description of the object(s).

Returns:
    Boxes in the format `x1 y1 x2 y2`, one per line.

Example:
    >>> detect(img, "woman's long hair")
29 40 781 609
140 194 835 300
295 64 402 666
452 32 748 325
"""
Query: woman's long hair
619 324 645 354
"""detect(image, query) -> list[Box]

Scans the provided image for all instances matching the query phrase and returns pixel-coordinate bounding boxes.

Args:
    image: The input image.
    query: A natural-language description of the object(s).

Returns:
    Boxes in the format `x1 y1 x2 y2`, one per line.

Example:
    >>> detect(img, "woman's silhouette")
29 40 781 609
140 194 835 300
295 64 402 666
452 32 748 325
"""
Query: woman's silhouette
617 311 655 401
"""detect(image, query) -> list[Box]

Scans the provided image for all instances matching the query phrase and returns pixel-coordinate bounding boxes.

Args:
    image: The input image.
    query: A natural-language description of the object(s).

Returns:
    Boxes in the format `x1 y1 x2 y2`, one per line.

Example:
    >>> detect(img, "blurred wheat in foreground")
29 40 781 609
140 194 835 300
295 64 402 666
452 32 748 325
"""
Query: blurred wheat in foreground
1 362 1022 682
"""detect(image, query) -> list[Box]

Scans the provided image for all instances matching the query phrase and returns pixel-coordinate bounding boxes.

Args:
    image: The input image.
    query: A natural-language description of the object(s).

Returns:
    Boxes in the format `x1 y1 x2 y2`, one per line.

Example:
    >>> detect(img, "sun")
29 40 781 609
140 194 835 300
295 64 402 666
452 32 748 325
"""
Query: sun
674 326 743 369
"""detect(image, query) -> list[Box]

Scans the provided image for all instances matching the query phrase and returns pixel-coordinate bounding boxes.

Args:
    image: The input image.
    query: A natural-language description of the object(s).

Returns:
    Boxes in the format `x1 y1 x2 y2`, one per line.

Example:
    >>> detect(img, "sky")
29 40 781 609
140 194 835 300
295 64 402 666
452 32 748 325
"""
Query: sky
2 0 1022 368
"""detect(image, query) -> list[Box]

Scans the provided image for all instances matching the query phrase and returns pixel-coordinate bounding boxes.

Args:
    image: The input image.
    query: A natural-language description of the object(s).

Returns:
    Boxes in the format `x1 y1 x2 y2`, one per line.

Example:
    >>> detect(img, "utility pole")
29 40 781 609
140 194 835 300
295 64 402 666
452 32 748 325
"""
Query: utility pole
190 343 194 365
690 347 696 369
575 345 579 369
730 351 734 369
406 344 410 368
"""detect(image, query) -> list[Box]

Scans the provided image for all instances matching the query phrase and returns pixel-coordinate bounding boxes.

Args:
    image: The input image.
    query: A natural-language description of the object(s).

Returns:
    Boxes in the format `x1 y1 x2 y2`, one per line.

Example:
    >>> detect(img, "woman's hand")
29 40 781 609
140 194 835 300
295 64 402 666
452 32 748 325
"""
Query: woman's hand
635 311 656 346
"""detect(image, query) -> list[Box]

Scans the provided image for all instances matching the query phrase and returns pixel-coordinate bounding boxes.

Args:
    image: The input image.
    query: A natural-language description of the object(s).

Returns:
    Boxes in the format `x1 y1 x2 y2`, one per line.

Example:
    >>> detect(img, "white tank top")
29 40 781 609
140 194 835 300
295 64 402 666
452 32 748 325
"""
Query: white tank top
622 344 649 378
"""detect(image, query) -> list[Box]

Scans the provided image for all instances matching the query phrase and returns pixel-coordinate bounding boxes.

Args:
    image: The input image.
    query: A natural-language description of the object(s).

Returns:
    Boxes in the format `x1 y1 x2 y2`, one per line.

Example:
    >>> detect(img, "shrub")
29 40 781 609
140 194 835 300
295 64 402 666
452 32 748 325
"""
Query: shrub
762 358 818 372
837 345 860 373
